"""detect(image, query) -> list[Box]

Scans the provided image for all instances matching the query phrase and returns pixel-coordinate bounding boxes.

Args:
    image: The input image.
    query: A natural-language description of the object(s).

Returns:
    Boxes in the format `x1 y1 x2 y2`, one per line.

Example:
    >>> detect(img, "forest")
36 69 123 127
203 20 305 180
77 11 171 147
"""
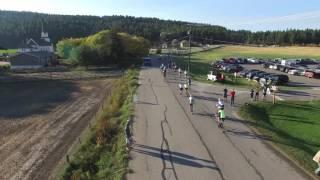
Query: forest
0 10 320 48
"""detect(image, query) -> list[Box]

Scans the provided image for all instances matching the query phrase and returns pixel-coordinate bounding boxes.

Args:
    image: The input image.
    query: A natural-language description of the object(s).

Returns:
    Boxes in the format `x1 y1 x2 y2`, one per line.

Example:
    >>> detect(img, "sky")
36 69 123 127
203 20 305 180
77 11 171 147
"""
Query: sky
1 0 320 31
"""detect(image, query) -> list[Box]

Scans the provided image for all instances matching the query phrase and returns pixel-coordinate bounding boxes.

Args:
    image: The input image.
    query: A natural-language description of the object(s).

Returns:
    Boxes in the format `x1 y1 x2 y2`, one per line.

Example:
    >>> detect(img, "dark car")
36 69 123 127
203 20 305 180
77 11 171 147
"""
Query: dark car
246 70 263 79
262 63 272 69
238 70 251 77
269 74 289 85
253 72 270 81
224 64 243 72
240 69 259 77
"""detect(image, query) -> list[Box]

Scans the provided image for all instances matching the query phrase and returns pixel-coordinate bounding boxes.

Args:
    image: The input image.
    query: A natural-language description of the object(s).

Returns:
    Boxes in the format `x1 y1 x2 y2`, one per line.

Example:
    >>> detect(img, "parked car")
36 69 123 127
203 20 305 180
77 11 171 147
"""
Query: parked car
247 58 260 64
246 70 263 79
285 67 296 73
236 58 248 64
305 71 320 79
238 70 251 77
262 63 272 69
253 72 270 81
224 64 243 72
269 74 289 85
288 68 299 75
279 65 287 72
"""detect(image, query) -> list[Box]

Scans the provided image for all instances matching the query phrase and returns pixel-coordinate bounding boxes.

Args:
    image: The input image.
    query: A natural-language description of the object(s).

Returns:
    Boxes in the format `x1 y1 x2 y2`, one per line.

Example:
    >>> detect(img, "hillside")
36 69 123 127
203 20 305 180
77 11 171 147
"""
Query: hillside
0 10 320 48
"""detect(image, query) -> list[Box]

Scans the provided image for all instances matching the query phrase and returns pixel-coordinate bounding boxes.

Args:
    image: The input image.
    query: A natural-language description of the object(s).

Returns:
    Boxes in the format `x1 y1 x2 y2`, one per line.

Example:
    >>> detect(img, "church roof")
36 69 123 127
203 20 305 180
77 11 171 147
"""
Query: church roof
37 38 52 46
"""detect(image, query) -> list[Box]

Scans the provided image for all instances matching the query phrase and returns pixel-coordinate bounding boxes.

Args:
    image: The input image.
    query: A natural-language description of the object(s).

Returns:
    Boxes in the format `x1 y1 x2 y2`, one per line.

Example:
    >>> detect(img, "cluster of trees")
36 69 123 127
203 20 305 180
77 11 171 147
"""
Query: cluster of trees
1 10 320 48
56 30 150 66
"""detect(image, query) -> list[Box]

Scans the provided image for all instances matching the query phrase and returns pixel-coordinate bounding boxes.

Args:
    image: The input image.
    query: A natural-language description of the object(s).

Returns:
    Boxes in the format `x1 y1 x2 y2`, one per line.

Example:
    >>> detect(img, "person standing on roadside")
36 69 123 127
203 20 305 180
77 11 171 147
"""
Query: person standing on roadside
255 89 259 101
189 95 194 113
179 83 183 95
223 87 228 102
263 87 267 101
184 83 189 96
230 89 236 106
188 77 192 86
250 88 254 101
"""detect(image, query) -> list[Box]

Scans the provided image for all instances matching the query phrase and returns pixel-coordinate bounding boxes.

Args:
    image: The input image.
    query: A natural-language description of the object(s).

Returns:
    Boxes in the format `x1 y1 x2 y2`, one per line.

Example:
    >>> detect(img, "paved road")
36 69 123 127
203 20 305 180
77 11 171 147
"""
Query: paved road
127 60 311 180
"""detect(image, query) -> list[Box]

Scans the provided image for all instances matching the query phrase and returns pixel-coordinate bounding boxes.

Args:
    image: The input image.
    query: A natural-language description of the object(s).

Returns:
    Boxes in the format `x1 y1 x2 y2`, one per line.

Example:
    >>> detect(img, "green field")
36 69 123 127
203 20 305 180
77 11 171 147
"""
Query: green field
174 45 320 85
239 101 320 175
0 49 17 54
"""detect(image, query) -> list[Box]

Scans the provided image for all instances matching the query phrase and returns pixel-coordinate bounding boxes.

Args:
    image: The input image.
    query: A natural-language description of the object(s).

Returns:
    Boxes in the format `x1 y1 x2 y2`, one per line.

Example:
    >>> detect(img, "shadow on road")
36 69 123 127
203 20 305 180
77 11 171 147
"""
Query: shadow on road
131 144 219 170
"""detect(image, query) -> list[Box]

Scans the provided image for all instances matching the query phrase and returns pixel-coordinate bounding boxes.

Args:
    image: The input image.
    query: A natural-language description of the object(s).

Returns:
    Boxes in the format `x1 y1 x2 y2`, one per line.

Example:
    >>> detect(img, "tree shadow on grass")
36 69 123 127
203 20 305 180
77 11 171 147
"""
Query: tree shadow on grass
235 105 320 157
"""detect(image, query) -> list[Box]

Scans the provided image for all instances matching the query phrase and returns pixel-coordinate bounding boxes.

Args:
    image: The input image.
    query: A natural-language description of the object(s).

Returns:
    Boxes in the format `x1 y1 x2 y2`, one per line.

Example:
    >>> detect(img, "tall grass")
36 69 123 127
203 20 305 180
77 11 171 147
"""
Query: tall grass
62 69 139 180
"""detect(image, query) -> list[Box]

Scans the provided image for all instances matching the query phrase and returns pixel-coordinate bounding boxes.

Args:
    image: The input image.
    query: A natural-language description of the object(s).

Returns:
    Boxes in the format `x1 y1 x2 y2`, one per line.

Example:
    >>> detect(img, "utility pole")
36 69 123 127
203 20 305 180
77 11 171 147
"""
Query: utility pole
188 25 191 75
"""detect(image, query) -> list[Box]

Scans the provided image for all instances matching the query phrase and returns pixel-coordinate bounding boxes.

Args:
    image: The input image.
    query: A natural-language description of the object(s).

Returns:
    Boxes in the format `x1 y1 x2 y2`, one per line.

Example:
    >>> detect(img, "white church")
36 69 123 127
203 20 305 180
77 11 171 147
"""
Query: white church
18 29 54 53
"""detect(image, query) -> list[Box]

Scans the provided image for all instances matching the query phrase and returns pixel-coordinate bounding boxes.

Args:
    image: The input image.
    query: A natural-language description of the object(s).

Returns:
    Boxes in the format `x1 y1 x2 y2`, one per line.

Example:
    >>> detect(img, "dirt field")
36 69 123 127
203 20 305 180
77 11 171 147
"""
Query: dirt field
0 78 115 180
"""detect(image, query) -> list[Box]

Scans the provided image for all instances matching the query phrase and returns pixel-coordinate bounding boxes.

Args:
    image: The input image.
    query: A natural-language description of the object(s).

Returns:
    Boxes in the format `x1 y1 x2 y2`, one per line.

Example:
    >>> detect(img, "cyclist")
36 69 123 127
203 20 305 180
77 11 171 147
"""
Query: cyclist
218 108 226 128
216 98 224 110
163 66 167 77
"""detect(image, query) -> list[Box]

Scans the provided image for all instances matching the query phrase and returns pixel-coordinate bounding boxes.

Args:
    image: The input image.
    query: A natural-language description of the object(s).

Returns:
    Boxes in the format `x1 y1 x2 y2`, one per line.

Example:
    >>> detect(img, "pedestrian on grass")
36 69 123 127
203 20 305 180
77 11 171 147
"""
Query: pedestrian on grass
250 88 254 101
223 87 228 102
230 89 236 106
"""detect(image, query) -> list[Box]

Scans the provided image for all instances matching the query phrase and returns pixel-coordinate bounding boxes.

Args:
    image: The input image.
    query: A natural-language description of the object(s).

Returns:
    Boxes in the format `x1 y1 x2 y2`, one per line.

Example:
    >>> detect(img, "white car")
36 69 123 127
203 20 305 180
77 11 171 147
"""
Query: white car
247 58 260 64
207 71 217 81
288 69 299 75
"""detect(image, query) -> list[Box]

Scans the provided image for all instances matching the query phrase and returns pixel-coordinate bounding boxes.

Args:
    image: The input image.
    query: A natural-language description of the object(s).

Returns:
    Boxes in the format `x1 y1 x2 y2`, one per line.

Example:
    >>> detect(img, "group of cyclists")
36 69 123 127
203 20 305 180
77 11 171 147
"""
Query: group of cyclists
161 60 227 129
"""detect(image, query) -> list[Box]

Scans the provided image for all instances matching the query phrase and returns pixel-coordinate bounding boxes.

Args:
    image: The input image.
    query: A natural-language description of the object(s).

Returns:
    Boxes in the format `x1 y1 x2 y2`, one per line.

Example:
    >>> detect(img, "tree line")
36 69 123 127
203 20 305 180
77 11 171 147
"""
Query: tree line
56 30 150 66
0 10 320 48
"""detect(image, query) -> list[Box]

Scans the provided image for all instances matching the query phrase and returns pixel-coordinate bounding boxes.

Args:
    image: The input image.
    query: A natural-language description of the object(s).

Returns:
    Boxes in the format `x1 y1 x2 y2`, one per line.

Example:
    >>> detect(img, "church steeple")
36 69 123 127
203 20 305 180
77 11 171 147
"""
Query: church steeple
41 22 50 42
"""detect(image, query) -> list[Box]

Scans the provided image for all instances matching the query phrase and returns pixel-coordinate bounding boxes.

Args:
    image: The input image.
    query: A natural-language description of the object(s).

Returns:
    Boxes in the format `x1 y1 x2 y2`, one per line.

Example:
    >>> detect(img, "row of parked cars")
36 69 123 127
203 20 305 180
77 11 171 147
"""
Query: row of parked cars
238 69 289 85
262 62 320 79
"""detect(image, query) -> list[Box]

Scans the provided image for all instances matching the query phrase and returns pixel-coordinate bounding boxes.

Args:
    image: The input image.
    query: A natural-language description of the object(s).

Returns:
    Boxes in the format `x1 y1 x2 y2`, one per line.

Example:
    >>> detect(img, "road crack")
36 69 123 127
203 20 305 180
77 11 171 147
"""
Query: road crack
160 105 178 180
148 78 159 105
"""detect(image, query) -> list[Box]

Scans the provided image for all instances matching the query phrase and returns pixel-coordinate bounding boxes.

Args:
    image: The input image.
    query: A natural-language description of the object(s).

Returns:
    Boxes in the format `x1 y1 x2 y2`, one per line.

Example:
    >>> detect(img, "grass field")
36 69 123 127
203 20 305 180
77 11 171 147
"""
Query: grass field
174 45 320 86
239 101 320 175
0 49 17 54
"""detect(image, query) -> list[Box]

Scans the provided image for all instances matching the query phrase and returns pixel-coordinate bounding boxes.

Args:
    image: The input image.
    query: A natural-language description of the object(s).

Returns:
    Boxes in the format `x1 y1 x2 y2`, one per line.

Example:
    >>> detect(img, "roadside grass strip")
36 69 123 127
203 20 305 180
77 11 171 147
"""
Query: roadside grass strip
62 69 139 180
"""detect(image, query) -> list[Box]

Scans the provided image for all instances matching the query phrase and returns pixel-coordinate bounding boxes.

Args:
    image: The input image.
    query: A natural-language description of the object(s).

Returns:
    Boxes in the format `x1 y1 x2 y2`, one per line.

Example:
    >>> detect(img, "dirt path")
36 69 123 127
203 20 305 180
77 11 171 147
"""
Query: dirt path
0 79 114 180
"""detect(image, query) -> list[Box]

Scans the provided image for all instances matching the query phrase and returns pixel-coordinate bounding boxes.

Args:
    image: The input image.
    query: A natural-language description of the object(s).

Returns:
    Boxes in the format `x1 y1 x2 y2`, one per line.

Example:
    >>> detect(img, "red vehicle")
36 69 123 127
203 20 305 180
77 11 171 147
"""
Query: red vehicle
305 71 320 79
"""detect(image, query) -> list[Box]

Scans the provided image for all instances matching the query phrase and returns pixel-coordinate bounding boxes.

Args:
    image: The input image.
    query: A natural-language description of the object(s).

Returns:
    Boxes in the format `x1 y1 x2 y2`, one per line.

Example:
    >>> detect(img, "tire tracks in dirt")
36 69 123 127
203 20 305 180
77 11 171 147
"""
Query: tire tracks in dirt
0 79 114 180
